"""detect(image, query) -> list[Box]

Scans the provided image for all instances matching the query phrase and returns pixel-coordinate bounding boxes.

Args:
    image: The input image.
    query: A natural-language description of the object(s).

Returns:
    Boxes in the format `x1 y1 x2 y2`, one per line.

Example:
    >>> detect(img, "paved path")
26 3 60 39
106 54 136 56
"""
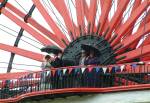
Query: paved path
24 90 150 103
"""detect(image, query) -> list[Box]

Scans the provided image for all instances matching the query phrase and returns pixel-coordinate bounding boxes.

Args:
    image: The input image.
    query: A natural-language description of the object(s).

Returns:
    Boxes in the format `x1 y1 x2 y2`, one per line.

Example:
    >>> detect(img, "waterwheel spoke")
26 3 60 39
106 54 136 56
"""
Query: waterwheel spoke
32 0 70 44
0 43 44 62
120 0 142 33
1 8 56 46
128 10 150 49
75 0 86 36
51 0 77 39
87 0 97 34
140 35 150 47
116 44 150 63
111 0 149 46
141 54 150 61
2 9 63 48
115 22 150 54
98 0 112 35
4 3 66 48
105 0 129 40
83 0 89 20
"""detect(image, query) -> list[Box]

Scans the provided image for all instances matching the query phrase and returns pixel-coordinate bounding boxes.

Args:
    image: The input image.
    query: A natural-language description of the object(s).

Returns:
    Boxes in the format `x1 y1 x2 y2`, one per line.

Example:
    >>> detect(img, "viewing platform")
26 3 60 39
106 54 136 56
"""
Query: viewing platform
0 61 150 102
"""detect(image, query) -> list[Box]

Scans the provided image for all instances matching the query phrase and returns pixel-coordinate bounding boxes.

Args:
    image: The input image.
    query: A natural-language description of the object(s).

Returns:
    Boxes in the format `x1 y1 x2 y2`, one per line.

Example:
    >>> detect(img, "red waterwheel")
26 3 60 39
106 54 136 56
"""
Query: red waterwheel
0 0 150 73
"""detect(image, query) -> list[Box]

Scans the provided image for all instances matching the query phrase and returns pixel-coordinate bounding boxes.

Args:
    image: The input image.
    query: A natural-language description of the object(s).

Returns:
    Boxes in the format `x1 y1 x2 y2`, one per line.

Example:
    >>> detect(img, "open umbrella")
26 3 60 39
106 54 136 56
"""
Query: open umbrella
41 45 62 54
81 44 100 55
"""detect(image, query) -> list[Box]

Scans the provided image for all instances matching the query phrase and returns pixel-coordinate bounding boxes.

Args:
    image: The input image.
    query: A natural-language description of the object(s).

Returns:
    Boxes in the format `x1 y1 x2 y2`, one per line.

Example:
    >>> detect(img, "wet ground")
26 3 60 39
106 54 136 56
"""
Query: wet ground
23 90 150 103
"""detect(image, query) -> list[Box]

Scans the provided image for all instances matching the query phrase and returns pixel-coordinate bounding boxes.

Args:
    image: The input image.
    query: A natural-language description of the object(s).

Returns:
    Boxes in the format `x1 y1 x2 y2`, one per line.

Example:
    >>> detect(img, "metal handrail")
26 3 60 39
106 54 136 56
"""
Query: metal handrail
0 61 150 102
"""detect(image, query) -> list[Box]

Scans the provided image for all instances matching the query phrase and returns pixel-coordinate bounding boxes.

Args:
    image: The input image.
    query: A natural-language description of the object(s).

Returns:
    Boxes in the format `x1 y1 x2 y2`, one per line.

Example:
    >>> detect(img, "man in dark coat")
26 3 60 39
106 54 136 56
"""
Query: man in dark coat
51 52 62 68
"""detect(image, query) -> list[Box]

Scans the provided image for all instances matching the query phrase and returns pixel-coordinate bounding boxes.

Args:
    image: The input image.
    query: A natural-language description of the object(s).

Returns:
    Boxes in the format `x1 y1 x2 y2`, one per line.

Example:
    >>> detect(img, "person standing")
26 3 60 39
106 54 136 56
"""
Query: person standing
40 55 52 90
51 52 62 68
79 50 88 66
41 55 52 69
85 50 100 65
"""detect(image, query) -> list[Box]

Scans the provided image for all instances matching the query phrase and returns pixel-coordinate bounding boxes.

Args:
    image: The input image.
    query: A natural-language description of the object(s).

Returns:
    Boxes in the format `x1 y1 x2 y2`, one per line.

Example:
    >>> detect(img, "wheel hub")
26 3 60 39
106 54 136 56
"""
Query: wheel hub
62 35 116 66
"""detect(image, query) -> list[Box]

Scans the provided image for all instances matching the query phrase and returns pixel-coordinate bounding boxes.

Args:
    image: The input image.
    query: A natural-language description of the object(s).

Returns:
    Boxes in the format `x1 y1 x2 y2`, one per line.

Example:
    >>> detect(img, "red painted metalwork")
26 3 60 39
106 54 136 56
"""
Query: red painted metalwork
1 8 53 46
0 72 29 80
88 0 97 33
124 0 142 34
111 0 149 47
0 0 150 101
115 77 138 86
129 11 150 49
50 0 77 39
1 85 150 103
116 44 150 63
115 22 150 54
32 0 70 44
141 36 150 47
98 0 112 34
75 0 86 36
139 35 150 61
105 0 129 40
4 3 66 48
0 43 44 62
141 54 150 61
83 0 90 20
0 62 150 102
115 0 142 32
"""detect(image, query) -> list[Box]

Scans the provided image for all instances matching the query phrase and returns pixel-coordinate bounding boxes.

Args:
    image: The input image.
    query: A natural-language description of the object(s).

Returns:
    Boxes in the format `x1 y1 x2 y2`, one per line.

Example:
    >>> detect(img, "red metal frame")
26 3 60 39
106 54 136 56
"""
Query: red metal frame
87 0 97 33
116 44 150 63
115 0 142 32
111 0 149 47
128 10 150 49
1 8 53 46
0 72 29 80
4 3 66 48
0 0 150 94
0 43 44 61
75 0 86 36
50 0 77 39
115 22 150 54
98 0 112 35
0 62 150 102
105 0 129 40
31 0 70 44
1 85 150 103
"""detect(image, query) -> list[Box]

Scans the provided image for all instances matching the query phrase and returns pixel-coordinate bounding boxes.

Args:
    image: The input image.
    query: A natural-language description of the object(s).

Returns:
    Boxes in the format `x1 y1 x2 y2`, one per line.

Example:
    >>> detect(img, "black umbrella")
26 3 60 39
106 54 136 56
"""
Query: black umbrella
81 44 100 55
41 45 62 54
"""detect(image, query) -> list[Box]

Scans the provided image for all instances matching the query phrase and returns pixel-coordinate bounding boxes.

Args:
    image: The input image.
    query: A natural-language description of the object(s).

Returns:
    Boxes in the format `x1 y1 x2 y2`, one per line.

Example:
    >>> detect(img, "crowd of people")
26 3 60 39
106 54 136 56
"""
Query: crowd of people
41 49 100 70
41 52 62 70
79 50 100 66
40 47 101 89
